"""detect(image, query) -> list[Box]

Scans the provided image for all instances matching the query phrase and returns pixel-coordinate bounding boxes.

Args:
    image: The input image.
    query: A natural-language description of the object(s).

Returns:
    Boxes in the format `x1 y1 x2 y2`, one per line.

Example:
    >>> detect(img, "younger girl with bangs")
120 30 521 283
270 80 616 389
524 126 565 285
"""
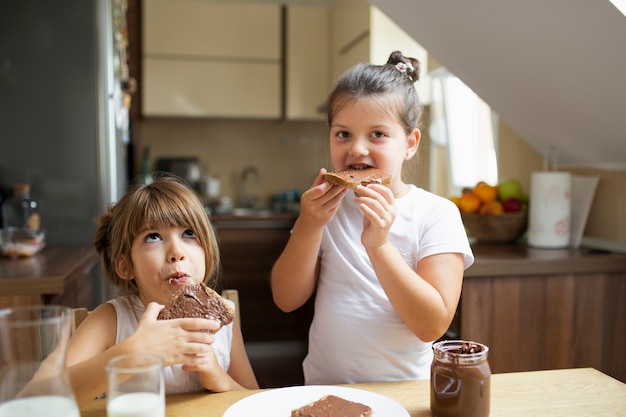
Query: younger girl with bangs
66 175 258 406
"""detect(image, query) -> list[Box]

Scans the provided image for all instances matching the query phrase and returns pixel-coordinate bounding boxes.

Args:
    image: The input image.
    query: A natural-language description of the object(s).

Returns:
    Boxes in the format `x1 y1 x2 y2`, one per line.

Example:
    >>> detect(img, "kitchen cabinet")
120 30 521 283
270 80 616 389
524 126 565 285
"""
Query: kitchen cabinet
141 0 427 119
460 244 626 383
285 5 330 121
211 213 313 387
330 0 369 81
330 0 430 102
142 0 281 118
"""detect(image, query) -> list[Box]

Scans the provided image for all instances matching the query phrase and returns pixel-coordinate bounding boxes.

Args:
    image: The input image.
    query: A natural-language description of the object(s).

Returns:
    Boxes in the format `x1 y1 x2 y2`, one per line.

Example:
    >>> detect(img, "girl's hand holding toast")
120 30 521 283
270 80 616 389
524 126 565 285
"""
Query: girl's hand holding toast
299 168 347 228
128 302 220 368
354 183 397 248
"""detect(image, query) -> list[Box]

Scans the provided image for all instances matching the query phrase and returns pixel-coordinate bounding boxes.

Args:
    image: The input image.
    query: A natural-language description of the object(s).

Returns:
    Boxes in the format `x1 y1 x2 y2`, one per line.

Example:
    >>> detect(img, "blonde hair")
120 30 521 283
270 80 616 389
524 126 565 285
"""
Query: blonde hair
93 175 220 296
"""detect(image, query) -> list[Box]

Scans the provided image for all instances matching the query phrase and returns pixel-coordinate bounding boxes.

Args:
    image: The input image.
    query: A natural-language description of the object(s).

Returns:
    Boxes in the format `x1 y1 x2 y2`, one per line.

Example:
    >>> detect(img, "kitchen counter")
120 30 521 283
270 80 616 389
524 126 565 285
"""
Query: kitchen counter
80 368 626 417
0 245 100 309
466 242 626 277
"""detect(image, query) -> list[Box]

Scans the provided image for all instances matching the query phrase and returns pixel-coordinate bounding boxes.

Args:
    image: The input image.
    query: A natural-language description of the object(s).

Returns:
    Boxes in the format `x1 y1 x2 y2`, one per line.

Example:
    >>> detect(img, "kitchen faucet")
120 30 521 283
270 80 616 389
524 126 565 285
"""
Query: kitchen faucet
239 165 259 208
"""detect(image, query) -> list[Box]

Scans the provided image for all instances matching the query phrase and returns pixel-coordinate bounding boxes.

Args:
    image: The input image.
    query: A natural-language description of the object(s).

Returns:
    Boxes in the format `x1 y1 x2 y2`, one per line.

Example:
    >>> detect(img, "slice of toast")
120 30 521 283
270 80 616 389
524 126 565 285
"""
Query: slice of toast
291 395 372 417
157 283 234 331
323 168 391 190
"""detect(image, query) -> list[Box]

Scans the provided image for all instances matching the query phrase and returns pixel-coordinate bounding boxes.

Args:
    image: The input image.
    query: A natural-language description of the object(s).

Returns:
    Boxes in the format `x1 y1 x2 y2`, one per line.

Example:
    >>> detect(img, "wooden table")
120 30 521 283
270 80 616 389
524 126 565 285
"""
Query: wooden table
80 368 626 416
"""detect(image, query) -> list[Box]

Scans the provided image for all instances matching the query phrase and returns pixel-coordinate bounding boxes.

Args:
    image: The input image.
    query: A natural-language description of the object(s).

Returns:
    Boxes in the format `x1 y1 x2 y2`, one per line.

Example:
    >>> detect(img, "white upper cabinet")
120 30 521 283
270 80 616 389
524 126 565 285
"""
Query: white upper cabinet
141 0 427 119
331 0 370 82
330 0 430 103
142 0 281 118
285 5 330 121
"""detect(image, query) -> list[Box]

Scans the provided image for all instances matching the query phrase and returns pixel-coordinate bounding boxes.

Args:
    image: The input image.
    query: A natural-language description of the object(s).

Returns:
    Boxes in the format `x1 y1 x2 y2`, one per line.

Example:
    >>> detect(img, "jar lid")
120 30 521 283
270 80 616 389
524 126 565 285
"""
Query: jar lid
433 340 489 365
11 183 30 195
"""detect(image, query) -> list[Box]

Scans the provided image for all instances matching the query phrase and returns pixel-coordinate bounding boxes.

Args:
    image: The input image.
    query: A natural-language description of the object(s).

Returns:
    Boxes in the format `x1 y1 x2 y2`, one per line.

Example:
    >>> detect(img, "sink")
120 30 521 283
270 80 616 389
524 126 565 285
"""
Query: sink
229 208 275 217
210 208 297 229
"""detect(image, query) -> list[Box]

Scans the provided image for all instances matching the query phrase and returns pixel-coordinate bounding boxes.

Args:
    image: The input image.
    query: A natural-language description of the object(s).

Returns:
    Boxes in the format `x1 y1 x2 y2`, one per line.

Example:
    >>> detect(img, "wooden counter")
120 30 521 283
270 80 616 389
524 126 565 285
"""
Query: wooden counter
0 245 99 309
466 243 626 277
80 368 626 417
461 243 626 383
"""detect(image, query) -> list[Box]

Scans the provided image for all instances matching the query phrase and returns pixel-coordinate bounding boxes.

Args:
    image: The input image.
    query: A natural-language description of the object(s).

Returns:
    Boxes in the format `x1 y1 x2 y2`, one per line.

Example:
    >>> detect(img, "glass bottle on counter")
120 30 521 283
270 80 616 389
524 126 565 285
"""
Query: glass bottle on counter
430 340 491 417
1 183 40 231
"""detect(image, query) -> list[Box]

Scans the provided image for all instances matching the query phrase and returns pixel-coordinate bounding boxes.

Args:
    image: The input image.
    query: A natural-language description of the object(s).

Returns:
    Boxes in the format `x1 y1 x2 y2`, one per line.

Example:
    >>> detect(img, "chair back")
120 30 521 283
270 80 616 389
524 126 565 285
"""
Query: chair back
221 289 241 328
72 308 89 334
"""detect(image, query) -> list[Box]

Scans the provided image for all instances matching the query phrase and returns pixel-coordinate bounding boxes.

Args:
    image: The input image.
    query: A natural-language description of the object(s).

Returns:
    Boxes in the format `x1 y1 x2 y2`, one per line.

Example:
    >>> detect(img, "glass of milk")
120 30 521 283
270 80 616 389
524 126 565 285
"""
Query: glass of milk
0 305 80 417
106 353 165 417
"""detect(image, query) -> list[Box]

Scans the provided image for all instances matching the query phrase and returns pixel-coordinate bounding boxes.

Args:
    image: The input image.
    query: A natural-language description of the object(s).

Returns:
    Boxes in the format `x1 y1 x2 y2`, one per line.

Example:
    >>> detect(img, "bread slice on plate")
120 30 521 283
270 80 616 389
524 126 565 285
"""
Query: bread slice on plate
323 168 391 190
291 395 372 417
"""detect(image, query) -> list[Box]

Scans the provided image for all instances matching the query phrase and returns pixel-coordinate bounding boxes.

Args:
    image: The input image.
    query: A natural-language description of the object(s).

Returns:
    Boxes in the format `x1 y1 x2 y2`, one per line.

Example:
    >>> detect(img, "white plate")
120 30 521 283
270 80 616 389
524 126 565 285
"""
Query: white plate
223 385 409 417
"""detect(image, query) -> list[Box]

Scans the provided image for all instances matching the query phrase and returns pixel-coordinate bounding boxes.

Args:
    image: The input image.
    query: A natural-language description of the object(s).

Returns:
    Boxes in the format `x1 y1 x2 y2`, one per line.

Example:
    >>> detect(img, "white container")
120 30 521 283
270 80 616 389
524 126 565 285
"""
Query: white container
527 171 571 248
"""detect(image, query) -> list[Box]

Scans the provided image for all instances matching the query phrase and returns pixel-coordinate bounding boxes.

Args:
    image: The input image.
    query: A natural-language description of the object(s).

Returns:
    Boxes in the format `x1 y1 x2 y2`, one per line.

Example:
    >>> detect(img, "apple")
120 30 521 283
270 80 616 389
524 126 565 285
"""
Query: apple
502 197 522 212
497 179 523 202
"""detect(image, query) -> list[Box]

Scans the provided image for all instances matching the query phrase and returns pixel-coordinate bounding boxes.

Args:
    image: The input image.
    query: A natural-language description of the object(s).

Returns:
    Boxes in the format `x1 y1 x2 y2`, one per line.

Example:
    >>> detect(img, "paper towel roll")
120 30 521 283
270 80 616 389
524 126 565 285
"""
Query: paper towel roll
527 172 571 248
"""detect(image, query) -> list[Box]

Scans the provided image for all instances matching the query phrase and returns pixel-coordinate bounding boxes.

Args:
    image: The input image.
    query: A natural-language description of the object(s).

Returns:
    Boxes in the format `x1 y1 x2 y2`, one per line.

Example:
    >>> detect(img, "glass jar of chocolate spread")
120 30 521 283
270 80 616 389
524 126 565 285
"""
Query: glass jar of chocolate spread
430 340 491 417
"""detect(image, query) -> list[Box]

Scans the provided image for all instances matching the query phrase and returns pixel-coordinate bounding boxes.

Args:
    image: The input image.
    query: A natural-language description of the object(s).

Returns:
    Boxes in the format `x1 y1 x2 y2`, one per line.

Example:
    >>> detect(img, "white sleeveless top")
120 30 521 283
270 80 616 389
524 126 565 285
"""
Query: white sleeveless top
108 295 234 394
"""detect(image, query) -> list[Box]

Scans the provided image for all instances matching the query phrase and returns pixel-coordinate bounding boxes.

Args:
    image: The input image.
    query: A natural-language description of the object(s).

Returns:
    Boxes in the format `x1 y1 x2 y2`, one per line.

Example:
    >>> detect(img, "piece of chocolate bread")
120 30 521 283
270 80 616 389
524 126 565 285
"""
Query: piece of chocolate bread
323 168 391 190
157 283 234 331
291 395 372 417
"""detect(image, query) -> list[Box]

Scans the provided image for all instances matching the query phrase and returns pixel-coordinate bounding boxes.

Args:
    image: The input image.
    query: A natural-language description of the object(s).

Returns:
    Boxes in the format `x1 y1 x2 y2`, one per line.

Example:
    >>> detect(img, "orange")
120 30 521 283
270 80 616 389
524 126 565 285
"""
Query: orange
459 192 481 213
479 200 504 215
473 182 498 204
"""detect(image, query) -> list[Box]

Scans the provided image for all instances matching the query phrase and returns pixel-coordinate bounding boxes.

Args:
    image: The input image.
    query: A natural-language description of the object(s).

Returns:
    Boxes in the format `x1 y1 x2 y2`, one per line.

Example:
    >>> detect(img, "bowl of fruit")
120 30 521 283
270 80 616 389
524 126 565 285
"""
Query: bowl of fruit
452 179 528 243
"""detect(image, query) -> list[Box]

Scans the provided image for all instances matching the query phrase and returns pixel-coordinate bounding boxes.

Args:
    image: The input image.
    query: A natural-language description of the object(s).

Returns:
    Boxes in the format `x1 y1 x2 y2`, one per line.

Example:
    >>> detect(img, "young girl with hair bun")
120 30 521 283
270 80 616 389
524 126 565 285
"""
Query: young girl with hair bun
271 51 474 384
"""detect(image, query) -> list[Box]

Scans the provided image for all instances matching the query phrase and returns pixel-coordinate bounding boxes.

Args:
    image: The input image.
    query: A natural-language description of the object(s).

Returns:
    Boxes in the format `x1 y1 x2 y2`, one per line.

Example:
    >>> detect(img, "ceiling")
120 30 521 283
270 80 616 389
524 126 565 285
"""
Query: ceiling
368 0 626 170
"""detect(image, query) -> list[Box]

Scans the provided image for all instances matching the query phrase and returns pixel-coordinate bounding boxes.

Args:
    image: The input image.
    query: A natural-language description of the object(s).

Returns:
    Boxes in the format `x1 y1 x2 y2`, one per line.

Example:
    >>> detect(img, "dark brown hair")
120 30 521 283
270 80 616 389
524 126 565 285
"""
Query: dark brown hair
326 50 422 134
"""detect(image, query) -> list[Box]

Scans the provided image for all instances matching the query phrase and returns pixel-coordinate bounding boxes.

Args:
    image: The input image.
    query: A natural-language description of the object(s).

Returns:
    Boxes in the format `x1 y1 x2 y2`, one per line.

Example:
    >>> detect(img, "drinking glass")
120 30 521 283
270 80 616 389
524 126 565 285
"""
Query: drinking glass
106 353 165 417
0 305 79 417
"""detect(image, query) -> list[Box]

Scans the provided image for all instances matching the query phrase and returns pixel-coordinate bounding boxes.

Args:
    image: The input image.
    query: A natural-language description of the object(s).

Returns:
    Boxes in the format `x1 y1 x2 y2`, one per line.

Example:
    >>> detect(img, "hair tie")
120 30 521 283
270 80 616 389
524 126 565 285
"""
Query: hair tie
395 62 414 74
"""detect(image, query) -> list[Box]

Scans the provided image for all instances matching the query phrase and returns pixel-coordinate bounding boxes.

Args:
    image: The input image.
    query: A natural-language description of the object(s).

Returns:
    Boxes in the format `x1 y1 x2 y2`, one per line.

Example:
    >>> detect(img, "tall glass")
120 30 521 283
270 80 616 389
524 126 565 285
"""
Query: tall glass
106 353 165 417
0 305 79 417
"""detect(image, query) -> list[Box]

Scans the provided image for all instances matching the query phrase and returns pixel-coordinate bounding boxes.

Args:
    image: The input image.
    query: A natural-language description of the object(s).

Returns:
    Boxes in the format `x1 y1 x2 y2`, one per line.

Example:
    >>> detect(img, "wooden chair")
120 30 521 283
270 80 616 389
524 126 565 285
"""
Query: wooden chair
71 289 240 334
72 307 90 334
221 288 241 328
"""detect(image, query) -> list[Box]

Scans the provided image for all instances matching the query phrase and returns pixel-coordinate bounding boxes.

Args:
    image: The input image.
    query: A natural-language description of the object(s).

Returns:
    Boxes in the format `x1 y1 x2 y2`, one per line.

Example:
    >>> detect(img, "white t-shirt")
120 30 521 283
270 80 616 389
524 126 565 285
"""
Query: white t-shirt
108 294 234 394
303 185 473 384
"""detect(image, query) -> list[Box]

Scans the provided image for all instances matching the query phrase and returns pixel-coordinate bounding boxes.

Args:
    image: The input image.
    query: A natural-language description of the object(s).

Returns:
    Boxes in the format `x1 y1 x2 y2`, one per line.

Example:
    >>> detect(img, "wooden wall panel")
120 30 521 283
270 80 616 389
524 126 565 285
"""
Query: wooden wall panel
572 273 605 370
491 278 521 373
461 271 626 383
518 275 545 371
604 272 626 382
460 276 492 342
545 275 575 369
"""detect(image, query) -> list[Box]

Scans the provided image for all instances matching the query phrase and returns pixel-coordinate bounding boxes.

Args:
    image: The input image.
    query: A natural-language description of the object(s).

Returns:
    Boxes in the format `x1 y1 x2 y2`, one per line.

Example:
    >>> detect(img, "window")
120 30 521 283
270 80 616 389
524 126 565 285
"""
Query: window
429 67 498 197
